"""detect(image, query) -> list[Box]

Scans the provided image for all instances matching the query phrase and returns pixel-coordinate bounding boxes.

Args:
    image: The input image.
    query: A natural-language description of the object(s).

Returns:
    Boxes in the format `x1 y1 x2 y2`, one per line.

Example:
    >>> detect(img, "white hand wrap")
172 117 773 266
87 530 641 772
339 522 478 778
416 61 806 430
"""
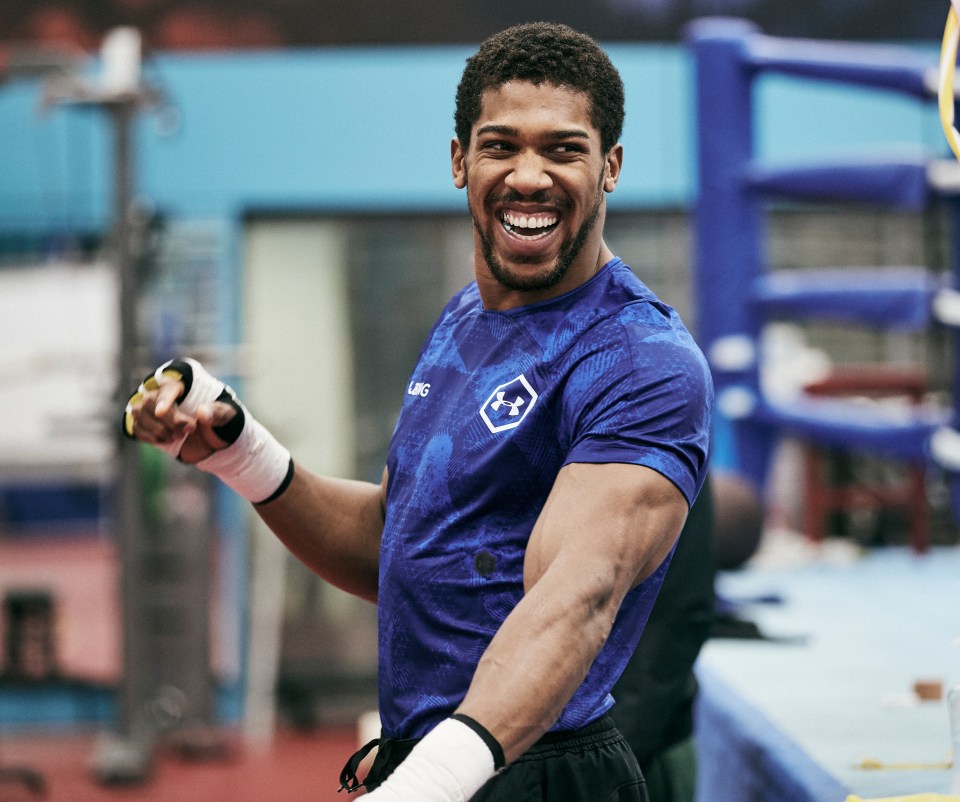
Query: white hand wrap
124 358 292 504
195 411 291 504
363 717 499 802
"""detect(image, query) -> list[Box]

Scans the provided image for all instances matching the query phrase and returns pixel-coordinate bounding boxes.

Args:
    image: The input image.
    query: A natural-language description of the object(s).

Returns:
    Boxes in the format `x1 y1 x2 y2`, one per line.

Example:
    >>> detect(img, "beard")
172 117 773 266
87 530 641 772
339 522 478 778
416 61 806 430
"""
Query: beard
471 172 605 294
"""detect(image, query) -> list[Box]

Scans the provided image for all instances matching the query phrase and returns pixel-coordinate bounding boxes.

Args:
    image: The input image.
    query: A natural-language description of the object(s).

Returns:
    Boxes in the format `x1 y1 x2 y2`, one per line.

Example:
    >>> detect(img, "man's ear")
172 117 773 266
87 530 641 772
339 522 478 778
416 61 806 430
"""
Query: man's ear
451 138 467 188
603 144 624 193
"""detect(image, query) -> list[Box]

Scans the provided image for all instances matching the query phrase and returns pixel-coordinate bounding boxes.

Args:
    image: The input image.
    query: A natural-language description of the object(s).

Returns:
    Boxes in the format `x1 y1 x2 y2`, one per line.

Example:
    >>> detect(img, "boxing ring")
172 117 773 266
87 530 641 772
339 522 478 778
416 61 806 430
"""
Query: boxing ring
687 16 960 801
694 545 960 802
687 17 960 520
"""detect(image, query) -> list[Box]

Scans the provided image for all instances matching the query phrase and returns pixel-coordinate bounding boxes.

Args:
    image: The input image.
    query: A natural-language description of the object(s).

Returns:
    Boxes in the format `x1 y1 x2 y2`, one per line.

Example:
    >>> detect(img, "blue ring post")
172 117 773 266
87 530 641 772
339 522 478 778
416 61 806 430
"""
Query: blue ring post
686 18 772 489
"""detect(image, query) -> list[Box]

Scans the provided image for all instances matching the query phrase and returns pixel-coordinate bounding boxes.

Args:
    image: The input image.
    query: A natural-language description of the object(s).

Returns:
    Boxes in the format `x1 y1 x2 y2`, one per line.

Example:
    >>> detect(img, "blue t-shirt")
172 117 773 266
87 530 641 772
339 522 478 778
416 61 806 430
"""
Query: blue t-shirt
378 258 713 739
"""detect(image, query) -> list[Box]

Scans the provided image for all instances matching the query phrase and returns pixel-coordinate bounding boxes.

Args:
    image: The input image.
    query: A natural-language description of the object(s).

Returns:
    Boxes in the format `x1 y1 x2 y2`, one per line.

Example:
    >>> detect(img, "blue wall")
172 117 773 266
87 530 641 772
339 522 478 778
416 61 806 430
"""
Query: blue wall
0 39 945 235
1 45 694 228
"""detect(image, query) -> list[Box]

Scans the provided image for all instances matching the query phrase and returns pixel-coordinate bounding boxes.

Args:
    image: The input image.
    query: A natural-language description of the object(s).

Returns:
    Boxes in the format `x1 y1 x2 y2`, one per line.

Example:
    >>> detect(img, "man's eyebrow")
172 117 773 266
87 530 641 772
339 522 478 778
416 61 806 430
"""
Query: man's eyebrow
475 124 591 140
546 129 591 140
476 124 519 137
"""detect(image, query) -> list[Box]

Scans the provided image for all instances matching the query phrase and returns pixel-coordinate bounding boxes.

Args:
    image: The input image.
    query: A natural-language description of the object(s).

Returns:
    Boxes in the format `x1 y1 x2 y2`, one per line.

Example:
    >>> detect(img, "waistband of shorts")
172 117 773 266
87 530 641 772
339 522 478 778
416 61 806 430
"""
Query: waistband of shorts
377 714 621 759
517 715 623 759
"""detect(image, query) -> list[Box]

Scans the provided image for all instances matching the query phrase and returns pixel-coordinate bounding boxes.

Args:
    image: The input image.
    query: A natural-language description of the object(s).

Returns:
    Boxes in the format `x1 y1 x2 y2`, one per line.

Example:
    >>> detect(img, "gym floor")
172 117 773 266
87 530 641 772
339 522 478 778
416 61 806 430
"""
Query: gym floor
0 726 361 801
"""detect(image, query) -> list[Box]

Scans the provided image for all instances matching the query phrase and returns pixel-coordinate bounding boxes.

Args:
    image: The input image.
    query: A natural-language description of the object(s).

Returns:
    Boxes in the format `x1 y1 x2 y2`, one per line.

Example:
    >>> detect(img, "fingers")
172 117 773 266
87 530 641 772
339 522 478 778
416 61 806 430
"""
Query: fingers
154 377 186 418
124 358 245 466
126 374 193 447
197 401 237 449
177 400 236 464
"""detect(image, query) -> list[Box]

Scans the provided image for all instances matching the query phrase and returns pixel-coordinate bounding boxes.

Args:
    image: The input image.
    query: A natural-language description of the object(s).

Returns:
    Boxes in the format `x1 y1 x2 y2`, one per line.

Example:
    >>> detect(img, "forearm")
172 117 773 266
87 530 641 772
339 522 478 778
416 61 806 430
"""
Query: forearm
255 464 383 602
359 562 610 802
456 560 622 763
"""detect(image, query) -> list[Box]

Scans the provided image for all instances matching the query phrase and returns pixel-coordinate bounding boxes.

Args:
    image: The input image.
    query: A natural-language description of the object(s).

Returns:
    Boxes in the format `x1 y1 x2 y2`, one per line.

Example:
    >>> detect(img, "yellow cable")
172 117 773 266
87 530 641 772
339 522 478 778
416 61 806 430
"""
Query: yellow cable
939 3 960 160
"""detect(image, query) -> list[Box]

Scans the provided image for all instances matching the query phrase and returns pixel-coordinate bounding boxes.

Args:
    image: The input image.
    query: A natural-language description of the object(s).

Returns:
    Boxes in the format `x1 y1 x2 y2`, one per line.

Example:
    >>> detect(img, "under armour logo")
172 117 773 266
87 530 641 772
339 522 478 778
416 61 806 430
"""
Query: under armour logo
479 374 538 433
490 392 525 416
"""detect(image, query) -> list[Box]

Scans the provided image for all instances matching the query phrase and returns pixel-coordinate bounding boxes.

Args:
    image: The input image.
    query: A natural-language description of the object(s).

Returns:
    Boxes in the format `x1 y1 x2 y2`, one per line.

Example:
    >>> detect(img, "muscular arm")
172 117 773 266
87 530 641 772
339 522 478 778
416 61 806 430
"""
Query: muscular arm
127 366 385 603
455 461 688 764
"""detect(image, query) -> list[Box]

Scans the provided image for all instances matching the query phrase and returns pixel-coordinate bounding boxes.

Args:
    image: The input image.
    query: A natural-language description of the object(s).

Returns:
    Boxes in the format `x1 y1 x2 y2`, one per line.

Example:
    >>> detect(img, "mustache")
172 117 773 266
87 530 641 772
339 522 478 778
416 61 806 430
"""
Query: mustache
487 190 567 207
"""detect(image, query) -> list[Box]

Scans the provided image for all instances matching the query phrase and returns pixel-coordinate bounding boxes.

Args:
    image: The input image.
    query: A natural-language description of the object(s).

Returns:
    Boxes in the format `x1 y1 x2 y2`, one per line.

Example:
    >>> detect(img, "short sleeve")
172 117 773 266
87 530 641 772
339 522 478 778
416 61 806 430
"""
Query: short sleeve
561 311 713 505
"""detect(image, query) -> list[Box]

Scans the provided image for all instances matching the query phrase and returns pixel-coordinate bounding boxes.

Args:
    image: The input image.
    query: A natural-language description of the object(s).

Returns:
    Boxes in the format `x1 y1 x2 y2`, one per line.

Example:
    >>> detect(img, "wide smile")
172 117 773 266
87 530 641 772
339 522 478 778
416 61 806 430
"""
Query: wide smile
500 209 560 240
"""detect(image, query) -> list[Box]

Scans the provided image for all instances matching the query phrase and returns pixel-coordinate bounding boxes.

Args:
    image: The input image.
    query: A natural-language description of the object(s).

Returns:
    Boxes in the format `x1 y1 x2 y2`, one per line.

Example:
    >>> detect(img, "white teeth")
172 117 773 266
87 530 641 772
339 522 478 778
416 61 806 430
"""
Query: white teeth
501 211 558 230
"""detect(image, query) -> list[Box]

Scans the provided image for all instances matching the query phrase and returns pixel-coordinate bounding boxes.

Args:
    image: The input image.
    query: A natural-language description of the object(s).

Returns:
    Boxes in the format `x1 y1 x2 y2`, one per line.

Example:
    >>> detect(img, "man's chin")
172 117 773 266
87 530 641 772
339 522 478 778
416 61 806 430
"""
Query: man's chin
488 259 568 293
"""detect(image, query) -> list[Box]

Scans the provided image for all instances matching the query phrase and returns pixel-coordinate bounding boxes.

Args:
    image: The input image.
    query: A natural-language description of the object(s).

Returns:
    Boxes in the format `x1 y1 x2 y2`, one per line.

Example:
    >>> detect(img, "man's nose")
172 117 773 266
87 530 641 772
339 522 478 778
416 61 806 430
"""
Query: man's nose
504 152 553 194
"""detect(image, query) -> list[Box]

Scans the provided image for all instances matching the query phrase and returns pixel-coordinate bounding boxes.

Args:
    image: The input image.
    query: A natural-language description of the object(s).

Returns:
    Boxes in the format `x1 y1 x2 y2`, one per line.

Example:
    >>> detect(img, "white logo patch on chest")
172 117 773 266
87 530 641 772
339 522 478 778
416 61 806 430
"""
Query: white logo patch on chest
479 374 539 433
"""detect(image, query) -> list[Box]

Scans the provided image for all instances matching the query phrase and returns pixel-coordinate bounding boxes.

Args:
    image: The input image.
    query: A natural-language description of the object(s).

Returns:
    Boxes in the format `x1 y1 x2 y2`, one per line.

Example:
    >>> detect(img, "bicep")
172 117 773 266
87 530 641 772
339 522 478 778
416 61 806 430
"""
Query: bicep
523 462 688 598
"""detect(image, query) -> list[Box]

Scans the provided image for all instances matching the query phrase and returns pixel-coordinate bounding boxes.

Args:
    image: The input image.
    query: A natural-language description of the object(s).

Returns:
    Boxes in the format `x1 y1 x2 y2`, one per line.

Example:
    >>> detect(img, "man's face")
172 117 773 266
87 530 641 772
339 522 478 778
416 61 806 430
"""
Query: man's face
451 80 622 309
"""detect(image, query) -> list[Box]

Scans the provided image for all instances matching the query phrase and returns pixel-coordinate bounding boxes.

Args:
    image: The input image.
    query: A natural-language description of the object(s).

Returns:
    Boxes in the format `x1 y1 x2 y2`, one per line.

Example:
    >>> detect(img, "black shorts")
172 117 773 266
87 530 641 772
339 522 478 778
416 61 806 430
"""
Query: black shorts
355 715 648 802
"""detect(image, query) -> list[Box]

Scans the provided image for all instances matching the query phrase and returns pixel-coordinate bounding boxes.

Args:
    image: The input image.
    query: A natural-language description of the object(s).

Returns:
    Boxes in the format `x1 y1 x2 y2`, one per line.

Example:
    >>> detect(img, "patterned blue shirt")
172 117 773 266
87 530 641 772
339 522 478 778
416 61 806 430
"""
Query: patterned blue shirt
378 258 713 739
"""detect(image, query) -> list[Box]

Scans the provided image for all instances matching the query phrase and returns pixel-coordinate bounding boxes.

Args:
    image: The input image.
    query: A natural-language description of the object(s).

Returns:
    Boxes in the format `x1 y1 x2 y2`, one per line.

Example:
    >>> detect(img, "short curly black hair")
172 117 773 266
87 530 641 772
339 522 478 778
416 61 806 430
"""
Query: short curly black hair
454 22 625 153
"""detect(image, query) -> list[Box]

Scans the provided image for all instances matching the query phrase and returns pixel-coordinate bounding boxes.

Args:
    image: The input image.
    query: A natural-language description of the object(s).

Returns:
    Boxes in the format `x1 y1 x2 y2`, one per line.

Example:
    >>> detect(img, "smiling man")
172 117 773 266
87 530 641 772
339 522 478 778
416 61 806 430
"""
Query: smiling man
453 52 622 305
123 22 712 802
